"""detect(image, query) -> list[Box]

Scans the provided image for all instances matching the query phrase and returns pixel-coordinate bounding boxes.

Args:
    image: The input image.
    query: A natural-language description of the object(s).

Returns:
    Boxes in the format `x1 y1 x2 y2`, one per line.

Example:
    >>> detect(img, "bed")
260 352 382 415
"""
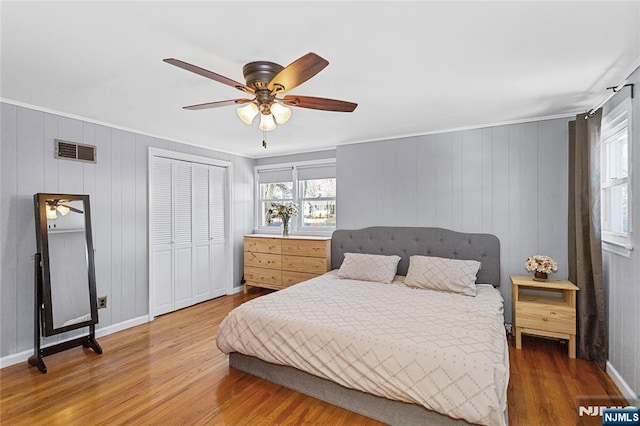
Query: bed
217 227 508 425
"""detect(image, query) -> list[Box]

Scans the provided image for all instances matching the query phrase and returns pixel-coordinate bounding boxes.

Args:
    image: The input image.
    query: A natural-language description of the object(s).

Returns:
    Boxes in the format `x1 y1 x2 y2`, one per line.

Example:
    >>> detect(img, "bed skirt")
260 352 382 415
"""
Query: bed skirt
229 352 473 426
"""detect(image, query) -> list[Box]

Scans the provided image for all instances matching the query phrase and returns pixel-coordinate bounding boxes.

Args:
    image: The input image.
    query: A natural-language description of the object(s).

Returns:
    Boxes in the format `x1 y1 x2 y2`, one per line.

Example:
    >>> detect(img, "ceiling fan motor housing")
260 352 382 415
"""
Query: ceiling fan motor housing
243 61 285 114
242 61 283 90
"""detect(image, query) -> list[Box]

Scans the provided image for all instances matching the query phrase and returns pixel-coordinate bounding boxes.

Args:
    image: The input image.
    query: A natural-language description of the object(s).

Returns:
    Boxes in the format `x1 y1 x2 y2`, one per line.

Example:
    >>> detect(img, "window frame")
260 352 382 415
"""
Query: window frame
600 97 633 256
298 178 337 231
255 159 337 236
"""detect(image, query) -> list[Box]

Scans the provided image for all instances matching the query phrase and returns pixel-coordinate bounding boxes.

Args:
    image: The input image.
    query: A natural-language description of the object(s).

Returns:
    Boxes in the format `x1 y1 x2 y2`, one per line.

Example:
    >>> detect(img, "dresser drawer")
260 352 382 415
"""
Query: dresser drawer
282 270 321 287
244 266 281 286
281 239 329 258
516 303 575 335
244 251 281 269
245 237 281 254
282 255 328 274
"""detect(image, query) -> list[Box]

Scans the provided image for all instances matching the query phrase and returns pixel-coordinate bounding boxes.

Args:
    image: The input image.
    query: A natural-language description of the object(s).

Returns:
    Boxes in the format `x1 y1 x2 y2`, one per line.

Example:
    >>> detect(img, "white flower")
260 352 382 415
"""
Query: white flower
524 255 558 274
266 202 298 224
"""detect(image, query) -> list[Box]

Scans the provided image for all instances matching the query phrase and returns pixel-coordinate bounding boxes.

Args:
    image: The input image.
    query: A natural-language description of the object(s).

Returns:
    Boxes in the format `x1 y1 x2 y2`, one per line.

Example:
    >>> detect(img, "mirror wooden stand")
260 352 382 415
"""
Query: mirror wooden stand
29 193 102 373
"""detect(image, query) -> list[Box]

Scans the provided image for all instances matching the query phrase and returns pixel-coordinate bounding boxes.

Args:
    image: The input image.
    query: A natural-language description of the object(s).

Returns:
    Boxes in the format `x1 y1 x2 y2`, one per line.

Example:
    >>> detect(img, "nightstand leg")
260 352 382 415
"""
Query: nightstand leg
568 335 576 358
515 327 522 349
243 283 248 294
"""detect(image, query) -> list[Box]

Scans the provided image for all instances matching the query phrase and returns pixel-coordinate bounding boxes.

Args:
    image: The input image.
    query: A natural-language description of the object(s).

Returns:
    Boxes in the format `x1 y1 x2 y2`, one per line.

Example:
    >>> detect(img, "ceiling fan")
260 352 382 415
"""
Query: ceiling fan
46 199 83 220
163 52 358 133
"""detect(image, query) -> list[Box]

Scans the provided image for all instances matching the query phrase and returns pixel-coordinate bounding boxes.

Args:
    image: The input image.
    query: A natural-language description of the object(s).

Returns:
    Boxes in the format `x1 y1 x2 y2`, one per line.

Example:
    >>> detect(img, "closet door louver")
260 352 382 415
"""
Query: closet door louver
209 165 227 297
192 164 210 243
152 158 174 316
173 160 193 310
210 165 226 242
193 163 212 303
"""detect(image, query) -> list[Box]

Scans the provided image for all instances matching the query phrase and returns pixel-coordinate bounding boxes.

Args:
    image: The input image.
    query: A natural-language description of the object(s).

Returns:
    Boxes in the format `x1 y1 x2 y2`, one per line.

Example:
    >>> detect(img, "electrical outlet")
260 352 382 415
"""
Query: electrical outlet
97 296 107 309
504 322 513 335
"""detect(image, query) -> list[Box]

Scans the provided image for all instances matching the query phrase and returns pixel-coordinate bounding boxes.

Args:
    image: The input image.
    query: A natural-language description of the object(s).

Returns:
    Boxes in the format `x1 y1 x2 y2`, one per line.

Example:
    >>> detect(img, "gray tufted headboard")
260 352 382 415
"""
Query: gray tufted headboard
331 227 501 286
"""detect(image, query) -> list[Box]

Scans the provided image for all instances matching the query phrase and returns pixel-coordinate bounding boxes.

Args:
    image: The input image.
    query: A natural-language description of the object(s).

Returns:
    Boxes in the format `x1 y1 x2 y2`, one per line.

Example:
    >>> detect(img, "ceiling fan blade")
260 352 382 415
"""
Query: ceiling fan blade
283 95 358 112
58 204 84 214
183 99 253 110
163 58 254 94
267 53 329 94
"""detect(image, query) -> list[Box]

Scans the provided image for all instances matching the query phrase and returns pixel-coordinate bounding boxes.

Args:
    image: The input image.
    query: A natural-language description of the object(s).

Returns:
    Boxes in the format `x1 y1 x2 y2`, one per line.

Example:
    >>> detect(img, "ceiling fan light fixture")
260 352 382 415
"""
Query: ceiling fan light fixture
271 103 292 125
236 102 259 125
46 205 57 220
56 205 70 216
259 113 276 132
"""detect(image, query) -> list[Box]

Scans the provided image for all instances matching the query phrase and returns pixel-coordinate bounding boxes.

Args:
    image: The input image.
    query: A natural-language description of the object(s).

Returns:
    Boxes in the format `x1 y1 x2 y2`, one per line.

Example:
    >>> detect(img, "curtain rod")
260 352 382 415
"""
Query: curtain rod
587 81 634 117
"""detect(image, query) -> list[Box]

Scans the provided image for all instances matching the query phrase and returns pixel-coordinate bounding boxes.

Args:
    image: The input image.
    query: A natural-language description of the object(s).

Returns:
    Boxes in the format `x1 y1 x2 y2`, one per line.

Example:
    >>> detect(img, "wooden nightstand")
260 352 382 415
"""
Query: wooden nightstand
511 275 580 358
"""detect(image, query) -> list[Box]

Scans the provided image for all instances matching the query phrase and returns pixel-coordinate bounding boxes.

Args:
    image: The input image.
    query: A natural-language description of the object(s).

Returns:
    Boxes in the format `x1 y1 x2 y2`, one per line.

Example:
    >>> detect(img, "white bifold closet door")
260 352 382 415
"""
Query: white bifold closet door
152 157 227 317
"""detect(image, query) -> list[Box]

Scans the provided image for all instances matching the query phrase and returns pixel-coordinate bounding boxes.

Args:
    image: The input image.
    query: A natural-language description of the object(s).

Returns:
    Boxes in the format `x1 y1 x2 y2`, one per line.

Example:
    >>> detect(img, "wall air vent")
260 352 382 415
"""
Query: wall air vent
54 139 97 163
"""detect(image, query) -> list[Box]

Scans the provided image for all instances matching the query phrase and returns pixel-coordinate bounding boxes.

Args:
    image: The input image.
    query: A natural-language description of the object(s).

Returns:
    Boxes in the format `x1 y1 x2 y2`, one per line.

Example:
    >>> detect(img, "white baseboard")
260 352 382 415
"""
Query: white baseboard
606 361 639 402
0 315 150 369
94 315 149 338
0 349 33 370
229 285 244 295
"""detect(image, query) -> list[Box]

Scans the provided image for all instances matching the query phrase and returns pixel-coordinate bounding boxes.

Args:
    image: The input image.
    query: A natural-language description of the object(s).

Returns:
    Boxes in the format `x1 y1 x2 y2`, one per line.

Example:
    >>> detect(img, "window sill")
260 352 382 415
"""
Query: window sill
253 228 334 238
602 240 633 258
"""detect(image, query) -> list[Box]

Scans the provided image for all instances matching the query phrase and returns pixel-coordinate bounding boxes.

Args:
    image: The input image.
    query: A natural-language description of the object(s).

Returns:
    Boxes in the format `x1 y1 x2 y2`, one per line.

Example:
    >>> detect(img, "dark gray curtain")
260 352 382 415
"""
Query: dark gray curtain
568 110 607 369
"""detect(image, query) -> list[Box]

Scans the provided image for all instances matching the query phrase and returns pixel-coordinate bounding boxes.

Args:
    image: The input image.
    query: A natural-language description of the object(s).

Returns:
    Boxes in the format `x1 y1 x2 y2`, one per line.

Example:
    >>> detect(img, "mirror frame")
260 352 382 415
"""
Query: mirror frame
34 193 98 336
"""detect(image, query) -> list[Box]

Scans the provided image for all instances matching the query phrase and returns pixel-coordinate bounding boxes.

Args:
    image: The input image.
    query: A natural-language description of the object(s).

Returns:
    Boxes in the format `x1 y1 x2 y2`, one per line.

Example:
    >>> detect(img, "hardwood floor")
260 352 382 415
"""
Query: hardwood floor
1 289 624 425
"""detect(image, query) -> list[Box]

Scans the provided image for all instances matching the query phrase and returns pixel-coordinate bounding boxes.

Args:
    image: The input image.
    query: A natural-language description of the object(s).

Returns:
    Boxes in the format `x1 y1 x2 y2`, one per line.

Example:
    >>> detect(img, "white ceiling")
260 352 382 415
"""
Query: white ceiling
2 1 639 158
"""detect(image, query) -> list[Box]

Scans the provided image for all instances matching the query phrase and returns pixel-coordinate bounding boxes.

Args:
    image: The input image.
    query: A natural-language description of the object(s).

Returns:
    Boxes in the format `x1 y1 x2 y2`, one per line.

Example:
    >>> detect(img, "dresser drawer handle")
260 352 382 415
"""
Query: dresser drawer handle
543 317 549 322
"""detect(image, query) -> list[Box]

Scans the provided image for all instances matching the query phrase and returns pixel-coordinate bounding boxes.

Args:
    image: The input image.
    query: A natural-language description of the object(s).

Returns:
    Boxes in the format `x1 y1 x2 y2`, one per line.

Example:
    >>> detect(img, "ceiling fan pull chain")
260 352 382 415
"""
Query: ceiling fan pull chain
262 128 267 149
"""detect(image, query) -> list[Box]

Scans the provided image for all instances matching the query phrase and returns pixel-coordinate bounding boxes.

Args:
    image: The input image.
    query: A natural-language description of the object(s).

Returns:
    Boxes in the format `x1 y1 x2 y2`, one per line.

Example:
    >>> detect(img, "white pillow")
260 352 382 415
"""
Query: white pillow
404 255 481 296
337 253 401 284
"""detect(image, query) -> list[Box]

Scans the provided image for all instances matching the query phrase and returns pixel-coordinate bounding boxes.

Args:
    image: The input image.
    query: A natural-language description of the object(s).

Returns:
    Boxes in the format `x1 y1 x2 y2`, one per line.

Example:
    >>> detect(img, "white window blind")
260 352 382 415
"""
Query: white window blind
257 167 293 183
297 163 336 180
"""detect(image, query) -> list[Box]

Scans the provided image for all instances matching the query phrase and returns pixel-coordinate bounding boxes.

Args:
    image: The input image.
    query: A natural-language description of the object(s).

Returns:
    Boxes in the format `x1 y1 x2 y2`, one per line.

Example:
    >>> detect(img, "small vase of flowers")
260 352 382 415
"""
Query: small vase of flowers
267 202 298 237
524 255 558 281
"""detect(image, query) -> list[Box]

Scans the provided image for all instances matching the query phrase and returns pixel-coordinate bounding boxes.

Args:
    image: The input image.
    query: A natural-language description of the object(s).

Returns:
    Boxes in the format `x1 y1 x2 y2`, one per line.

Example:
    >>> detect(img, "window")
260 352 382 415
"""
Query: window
601 98 632 253
256 161 336 234
257 167 294 228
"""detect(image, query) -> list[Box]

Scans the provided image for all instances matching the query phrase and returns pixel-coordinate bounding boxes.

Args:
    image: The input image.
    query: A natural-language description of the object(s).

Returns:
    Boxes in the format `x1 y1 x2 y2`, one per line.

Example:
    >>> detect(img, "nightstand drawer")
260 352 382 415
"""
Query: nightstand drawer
516 303 575 334
244 266 281 286
244 237 281 254
282 255 328 274
244 251 282 269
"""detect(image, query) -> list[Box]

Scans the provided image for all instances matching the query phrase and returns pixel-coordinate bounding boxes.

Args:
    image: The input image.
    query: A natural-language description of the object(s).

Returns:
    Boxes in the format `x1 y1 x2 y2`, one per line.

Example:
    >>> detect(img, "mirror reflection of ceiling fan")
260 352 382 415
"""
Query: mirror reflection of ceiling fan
164 52 358 134
46 199 83 220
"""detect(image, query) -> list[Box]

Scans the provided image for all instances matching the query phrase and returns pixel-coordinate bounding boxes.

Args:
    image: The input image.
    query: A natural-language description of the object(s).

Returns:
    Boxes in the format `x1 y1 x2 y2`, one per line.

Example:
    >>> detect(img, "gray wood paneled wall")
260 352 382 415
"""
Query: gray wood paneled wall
336 118 571 324
602 66 639 399
0 102 254 359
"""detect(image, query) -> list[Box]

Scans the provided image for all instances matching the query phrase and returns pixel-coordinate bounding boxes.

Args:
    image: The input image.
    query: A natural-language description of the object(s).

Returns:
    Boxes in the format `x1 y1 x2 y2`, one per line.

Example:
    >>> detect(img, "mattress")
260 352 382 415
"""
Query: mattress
216 271 509 425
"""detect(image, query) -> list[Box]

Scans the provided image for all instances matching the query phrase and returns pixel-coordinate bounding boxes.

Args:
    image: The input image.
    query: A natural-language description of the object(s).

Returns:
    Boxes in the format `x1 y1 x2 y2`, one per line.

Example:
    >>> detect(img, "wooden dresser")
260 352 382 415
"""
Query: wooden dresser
511 275 580 358
243 235 331 293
